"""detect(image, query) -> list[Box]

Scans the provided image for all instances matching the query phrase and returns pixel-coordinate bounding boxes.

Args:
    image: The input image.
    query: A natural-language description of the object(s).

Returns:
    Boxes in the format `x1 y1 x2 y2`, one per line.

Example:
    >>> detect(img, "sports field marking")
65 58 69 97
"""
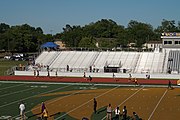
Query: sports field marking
0 87 35 98
148 89 168 120
13 85 98 119
0 83 25 91
0 84 72 109
28 85 98 118
101 86 144 120
54 85 121 120
11 84 73 119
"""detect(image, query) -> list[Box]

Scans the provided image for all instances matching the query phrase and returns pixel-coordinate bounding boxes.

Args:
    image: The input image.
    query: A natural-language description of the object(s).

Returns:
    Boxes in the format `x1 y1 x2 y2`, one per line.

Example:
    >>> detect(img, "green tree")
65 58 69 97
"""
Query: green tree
78 37 96 48
127 20 154 48
61 25 83 47
0 23 10 33
0 23 47 52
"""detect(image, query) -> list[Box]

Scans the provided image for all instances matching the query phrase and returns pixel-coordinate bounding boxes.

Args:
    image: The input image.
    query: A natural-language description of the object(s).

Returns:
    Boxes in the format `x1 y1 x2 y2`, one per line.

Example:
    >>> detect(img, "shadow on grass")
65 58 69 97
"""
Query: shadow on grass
91 106 107 120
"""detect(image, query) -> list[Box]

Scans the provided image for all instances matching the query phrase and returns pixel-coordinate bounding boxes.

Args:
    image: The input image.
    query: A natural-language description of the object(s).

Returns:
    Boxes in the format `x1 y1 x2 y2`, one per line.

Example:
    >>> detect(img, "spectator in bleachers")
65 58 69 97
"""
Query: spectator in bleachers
90 66 92 72
47 70 50 77
47 65 49 71
37 70 39 77
55 69 58 77
83 72 86 80
67 65 69 71
93 65 95 72
113 73 115 79
168 67 171 74
34 70 36 77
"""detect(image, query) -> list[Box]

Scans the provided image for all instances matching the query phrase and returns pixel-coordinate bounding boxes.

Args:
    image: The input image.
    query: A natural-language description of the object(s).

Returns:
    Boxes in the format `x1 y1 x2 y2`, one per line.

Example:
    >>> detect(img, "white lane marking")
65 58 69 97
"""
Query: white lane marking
148 89 168 120
101 86 144 120
11 84 72 119
0 87 35 98
55 85 120 120
0 85 71 109
0 83 25 91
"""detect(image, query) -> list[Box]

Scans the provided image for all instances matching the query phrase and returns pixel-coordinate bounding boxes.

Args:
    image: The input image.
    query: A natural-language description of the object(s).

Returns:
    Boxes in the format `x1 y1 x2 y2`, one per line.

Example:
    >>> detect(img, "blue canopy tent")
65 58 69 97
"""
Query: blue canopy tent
41 42 58 48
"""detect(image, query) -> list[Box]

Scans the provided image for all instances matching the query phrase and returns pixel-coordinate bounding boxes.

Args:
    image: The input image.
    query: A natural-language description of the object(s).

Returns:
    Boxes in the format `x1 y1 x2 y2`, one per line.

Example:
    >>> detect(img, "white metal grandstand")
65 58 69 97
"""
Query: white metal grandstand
24 48 179 75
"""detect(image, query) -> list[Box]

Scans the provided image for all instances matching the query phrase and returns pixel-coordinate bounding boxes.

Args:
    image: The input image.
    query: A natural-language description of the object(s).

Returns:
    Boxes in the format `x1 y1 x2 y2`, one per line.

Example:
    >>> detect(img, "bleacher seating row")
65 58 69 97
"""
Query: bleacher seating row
32 50 175 74
167 50 180 73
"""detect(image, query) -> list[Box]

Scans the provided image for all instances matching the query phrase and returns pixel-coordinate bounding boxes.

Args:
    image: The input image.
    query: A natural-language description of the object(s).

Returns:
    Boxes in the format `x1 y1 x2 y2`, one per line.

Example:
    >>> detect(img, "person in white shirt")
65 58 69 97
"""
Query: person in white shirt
107 104 112 120
114 106 120 120
19 102 26 120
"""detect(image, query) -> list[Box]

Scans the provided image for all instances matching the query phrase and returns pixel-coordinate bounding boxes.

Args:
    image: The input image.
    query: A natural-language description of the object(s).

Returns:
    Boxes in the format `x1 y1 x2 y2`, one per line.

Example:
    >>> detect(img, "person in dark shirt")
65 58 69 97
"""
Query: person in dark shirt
93 98 97 114
131 112 140 120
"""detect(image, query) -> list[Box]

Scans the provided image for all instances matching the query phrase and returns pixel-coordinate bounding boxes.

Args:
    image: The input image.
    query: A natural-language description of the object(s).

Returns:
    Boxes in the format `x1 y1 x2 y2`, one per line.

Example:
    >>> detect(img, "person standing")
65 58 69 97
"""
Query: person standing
168 80 173 89
83 72 86 80
113 73 116 81
55 70 58 77
41 102 46 113
114 106 120 120
37 70 39 77
122 106 127 120
107 104 112 120
19 101 26 120
90 66 92 72
131 112 140 120
134 78 139 86
93 98 97 114
129 74 132 82
89 75 92 82
47 70 50 77
67 65 69 71
34 70 36 77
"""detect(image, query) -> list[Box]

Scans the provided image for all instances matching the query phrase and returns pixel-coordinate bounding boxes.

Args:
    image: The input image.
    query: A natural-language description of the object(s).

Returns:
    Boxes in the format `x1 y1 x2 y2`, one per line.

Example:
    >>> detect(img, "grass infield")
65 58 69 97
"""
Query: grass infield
0 81 180 120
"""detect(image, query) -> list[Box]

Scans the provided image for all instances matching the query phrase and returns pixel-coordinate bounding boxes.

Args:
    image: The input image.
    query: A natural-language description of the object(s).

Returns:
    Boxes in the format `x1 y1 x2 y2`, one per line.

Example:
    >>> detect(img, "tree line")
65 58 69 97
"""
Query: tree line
1 19 180 52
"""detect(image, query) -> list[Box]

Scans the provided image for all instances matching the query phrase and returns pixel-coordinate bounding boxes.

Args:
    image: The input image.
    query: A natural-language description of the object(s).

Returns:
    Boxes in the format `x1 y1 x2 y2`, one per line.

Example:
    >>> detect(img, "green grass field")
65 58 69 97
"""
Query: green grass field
0 81 115 120
1 81 180 120
0 59 27 75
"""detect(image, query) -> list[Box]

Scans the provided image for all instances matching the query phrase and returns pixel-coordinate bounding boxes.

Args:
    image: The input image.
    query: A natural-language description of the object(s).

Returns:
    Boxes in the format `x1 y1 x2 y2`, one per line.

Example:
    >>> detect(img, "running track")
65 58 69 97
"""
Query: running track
0 76 177 85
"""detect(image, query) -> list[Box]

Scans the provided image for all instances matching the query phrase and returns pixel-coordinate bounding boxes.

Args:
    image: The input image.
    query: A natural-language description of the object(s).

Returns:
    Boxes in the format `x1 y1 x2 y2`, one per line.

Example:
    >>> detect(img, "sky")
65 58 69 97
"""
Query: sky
1 0 180 34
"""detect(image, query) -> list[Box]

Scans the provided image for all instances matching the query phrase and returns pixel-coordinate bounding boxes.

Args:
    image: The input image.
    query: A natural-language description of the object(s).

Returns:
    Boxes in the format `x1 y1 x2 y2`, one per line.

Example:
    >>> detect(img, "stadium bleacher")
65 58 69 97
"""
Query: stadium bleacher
14 48 180 79
33 50 166 74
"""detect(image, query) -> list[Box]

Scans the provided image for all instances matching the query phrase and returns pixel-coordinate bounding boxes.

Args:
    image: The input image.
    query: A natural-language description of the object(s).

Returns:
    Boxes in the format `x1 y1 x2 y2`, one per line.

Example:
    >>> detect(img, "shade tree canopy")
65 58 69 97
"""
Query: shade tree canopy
1 19 180 52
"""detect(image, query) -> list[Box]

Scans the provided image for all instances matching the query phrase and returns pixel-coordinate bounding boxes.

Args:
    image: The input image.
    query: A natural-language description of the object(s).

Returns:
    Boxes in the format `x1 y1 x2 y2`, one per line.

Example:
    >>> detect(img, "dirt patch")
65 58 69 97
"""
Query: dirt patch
31 87 180 120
